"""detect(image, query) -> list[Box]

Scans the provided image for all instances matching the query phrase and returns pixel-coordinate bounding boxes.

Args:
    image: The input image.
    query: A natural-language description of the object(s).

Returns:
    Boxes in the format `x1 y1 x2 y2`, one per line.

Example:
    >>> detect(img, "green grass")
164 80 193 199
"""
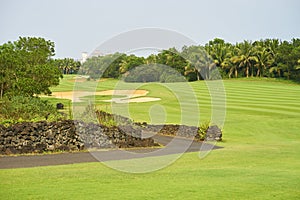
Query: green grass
1 76 300 199
51 75 120 92
40 97 72 119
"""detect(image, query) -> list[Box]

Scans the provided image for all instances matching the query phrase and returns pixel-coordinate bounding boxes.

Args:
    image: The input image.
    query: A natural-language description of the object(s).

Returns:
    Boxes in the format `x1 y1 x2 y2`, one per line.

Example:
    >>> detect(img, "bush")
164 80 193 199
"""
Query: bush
198 121 210 140
0 96 62 124
124 65 161 82
160 72 186 82
79 103 99 123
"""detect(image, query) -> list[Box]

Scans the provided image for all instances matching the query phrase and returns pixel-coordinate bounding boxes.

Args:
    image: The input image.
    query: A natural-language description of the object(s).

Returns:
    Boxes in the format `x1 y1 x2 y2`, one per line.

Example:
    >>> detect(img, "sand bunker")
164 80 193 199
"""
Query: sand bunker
67 76 90 82
104 97 161 104
96 90 148 97
125 97 161 103
49 90 160 103
68 77 109 83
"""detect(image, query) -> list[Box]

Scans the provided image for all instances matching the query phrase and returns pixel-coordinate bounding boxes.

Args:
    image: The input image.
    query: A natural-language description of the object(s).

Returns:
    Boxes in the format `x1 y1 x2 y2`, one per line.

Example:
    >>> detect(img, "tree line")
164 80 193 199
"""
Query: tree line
0 36 299 123
1 36 299 100
81 38 300 82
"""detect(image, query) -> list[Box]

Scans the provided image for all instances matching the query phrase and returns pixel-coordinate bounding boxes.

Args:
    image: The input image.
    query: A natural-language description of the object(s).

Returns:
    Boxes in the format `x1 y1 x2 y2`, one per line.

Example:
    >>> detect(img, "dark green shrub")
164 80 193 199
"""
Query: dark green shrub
0 96 62 123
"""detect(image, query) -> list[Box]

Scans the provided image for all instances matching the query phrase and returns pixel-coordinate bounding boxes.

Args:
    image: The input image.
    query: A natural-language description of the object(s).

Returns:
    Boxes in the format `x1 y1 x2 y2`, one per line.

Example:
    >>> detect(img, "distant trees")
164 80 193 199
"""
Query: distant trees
79 38 300 82
119 55 145 75
253 45 273 77
54 58 80 75
210 38 300 81
274 39 300 80
80 53 126 79
182 45 217 80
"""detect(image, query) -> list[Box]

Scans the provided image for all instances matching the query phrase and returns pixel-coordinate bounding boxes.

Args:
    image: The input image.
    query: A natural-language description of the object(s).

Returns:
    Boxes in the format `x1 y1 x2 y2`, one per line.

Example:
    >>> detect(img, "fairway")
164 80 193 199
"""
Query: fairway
1 77 300 199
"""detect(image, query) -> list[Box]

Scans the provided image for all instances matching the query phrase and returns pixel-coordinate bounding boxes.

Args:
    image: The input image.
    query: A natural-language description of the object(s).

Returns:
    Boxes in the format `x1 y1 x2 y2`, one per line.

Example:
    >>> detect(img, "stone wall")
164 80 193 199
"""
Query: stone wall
144 124 200 139
0 120 154 155
0 114 222 155
96 111 222 141
135 124 222 141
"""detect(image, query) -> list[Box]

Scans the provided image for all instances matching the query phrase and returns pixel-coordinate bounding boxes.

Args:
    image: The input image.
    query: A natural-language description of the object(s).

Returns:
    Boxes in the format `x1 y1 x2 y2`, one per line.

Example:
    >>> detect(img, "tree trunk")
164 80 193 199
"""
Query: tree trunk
228 71 232 78
235 68 238 78
0 83 3 99
196 71 200 81
246 66 249 78
256 68 260 77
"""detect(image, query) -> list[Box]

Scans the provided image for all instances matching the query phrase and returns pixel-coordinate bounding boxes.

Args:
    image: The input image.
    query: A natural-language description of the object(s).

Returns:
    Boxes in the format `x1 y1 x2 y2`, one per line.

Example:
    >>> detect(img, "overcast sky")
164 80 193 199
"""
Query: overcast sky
1 0 299 59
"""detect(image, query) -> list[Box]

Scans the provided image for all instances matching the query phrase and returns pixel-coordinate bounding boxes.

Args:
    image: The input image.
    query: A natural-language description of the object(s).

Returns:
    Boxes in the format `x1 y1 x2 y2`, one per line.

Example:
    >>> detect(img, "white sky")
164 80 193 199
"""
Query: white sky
0 0 299 59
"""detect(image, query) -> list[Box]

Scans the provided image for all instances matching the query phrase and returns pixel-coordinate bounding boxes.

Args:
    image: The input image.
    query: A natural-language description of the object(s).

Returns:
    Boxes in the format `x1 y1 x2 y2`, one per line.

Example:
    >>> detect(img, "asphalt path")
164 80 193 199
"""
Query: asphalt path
0 135 222 169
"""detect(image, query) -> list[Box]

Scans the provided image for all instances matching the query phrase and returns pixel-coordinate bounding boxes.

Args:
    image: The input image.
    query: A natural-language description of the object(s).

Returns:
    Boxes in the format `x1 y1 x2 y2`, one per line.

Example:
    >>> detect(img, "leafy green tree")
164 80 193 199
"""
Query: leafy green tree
0 42 16 98
275 41 294 79
290 39 300 80
124 64 160 82
0 37 61 98
181 45 216 80
0 37 63 122
102 53 126 78
80 53 127 79
156 48 187 76
80 56 101 79
119 54 145 74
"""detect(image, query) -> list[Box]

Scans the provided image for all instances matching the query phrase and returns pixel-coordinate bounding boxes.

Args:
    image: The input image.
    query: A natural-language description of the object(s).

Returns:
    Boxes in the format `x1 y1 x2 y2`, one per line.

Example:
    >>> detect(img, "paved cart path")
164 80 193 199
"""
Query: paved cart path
0 135 222 169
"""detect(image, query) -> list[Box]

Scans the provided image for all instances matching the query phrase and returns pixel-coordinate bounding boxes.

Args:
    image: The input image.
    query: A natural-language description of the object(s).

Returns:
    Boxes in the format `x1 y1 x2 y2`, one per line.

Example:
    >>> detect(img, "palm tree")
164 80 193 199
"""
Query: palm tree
205 38 232 69
181 45 216 80
269 65 283 77
265 39 279 58
296 59 300 70
119 57 130 74
254 47 274 77
184 62 201 80
146 54 157 64
55 58 80 74
234 41 256 78
222 55 239 78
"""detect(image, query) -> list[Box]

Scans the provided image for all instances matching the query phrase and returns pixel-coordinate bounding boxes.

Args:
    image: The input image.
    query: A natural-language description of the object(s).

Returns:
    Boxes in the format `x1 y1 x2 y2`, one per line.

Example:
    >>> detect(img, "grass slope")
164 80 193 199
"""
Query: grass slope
1 76 300 199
